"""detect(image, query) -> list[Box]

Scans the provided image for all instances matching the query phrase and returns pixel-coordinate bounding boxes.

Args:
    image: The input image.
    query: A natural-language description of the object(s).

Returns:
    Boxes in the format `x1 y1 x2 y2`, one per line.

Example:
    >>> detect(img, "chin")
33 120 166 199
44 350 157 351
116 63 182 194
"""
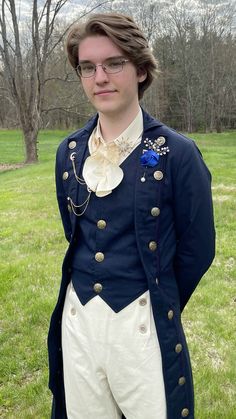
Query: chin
96 104 121 115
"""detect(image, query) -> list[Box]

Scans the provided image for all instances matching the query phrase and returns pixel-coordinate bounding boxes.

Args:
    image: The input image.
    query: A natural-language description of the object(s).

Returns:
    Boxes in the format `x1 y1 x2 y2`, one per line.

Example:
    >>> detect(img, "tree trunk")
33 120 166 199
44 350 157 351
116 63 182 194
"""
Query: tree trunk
216 117 222 133
23 125 39 163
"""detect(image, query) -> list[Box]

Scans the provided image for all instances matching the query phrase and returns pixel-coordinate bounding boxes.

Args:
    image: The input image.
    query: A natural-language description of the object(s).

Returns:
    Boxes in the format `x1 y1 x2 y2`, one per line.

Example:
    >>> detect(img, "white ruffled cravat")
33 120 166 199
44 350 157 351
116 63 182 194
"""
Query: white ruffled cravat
82 108 143 197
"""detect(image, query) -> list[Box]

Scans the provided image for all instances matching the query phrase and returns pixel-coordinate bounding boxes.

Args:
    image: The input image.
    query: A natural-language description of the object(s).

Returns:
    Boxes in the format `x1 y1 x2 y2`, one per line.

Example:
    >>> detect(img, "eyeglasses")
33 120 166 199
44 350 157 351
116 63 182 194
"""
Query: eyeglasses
76 58 130 78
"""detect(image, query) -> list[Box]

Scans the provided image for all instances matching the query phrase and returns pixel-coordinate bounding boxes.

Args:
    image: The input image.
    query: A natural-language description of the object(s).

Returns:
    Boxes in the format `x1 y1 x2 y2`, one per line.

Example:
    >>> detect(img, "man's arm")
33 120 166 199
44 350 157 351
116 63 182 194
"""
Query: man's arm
173 140 215 311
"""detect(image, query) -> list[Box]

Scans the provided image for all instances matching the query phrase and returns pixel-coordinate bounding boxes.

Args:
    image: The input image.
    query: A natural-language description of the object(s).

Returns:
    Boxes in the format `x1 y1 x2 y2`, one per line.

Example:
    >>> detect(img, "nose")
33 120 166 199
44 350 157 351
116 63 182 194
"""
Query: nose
94 65 109 83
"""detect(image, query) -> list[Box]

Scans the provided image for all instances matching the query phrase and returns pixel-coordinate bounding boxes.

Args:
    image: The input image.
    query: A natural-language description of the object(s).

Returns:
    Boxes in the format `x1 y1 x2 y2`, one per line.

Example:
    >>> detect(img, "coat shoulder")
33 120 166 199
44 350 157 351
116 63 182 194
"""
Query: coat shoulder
156 124 198 154
56 114 98 157
146 119 203 173
142 110 198 156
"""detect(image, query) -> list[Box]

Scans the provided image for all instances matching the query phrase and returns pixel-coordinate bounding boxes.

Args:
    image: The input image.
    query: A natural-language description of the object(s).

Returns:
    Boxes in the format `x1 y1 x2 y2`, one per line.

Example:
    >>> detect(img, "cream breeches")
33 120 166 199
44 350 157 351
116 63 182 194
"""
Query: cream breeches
62 282 167 419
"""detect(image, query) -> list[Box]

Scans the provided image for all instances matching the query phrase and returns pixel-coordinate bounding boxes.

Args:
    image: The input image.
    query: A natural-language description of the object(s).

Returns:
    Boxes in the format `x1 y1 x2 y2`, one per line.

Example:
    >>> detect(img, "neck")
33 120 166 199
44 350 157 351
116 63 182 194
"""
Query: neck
98 105 141 142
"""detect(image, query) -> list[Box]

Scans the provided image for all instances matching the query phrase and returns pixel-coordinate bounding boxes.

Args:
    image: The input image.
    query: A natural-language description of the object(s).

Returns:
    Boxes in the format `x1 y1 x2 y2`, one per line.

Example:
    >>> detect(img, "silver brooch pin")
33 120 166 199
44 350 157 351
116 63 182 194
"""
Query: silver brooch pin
143 136 170 155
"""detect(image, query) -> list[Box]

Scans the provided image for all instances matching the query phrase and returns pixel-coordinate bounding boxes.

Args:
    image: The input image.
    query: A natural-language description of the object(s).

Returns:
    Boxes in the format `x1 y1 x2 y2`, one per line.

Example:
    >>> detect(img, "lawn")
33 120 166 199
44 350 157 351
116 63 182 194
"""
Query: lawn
0 129 235 418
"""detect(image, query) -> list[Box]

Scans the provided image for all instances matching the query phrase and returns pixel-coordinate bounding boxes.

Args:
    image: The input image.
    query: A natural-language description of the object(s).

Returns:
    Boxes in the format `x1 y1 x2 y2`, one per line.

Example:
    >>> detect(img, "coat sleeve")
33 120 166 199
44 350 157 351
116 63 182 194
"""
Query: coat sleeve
55 144 72 242
173 140 215 311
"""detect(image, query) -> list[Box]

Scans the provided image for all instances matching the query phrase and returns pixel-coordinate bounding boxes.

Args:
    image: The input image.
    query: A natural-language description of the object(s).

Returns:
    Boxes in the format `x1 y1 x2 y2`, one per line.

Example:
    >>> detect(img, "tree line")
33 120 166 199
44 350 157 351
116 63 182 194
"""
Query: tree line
0 0 235 163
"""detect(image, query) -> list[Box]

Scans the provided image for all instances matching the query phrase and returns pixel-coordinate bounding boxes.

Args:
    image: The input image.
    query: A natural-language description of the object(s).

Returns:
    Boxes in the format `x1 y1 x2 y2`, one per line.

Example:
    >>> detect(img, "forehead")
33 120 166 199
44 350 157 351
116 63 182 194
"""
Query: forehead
78 35 125 62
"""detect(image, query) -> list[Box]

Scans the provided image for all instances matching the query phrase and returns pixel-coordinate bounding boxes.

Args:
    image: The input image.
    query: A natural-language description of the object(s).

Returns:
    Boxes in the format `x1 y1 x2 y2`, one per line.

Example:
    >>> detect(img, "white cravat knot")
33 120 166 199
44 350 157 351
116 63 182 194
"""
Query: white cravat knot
83 136 123 197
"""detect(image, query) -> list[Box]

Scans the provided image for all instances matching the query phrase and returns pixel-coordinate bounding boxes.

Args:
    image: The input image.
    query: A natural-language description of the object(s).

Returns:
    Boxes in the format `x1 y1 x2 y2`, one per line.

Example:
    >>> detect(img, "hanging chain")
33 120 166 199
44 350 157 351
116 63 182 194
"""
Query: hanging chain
67 152 92 217
70 152 86 185
67 188 92 217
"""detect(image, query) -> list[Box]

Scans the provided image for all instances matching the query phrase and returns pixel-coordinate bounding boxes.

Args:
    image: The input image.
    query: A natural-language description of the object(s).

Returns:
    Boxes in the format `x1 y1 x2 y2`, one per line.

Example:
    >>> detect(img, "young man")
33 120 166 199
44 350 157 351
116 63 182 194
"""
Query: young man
48 13 215 419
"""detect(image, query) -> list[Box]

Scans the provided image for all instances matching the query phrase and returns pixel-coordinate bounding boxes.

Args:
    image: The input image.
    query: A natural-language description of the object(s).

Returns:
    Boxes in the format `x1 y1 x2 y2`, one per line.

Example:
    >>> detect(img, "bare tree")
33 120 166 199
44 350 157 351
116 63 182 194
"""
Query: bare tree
0 0 110 163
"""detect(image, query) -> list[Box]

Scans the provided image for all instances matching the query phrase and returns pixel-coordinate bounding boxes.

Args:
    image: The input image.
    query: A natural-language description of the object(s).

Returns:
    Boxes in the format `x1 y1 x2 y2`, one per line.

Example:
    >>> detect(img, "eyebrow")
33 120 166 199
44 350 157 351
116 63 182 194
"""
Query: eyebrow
79 56 125 64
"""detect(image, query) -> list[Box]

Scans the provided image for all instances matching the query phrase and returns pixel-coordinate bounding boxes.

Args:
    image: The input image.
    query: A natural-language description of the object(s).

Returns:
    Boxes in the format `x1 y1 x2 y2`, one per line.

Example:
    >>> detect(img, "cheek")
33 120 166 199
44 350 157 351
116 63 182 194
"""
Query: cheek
124 76 139 94
81 80 93 97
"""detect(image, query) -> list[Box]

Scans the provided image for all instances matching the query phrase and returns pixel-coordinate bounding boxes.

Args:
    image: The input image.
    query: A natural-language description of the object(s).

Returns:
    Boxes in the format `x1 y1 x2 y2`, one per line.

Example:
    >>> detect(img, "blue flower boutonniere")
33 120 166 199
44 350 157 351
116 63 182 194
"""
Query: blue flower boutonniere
140 136 170 168
140 150 160 167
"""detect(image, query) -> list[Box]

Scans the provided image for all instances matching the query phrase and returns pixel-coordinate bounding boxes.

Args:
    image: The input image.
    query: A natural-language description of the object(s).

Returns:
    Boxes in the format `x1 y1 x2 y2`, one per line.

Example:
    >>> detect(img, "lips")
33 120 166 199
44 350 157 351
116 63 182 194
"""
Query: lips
94 90 116 95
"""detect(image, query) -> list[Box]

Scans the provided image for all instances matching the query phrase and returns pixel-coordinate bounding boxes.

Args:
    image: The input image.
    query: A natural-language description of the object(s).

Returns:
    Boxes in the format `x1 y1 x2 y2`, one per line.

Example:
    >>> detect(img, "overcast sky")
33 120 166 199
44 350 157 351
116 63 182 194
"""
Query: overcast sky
0 0 102 23
1 0 235 32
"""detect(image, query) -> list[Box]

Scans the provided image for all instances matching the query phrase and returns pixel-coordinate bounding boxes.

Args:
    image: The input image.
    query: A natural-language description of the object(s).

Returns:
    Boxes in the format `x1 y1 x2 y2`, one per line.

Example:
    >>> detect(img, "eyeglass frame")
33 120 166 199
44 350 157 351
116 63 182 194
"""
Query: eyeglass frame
75 58 130 78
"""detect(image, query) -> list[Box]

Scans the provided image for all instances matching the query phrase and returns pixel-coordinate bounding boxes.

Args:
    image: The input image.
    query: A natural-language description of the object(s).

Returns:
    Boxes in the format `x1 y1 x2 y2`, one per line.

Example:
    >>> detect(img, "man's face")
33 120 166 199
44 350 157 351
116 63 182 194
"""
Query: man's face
78 35 146 119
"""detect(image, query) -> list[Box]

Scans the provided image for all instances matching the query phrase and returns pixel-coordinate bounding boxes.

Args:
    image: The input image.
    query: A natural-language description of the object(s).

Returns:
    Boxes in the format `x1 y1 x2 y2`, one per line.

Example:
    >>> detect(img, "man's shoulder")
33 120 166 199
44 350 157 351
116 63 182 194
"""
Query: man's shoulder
56 114 98 155
144 112 195 148
143 111 199 160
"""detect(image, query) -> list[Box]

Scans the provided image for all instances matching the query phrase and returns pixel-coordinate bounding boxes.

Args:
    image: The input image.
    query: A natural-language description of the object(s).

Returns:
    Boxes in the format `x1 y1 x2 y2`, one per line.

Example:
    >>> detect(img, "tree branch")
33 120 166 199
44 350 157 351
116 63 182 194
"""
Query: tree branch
47 0 111 57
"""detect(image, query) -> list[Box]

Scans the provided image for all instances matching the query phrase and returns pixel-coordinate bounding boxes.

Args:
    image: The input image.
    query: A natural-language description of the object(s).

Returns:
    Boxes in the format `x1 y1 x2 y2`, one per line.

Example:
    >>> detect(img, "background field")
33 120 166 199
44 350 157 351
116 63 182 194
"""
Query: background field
0 130 235 418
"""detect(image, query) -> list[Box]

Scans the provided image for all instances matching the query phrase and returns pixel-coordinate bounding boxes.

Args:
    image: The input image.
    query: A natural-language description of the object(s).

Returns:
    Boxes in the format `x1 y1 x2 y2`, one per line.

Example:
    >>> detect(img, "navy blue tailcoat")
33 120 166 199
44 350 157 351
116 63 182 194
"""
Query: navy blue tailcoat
48 109 215 419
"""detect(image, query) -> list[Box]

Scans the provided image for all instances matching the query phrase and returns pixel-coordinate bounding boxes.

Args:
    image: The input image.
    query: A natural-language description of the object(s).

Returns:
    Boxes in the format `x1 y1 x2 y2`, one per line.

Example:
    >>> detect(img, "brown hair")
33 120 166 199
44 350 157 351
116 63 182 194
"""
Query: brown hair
66 13 158 99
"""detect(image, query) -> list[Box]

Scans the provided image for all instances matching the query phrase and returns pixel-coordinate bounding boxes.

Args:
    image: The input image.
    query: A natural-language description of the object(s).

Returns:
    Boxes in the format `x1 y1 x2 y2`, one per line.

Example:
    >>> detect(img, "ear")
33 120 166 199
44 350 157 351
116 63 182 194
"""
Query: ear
137 67 147 83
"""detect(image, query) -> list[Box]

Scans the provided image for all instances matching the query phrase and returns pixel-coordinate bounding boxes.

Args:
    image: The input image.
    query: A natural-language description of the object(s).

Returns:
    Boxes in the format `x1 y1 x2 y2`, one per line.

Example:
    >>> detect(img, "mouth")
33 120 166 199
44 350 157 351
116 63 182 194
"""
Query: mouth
94 90 117 96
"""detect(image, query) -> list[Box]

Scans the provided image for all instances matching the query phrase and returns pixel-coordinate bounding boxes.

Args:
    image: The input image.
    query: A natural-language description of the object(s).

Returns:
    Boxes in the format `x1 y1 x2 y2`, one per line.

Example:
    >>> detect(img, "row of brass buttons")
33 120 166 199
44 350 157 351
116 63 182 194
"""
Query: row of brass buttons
139 297 147 333
95 217 105 294
63 171 163 182
63 170 164 184
166 308 187 400
175 337 188 416
94 219 106 292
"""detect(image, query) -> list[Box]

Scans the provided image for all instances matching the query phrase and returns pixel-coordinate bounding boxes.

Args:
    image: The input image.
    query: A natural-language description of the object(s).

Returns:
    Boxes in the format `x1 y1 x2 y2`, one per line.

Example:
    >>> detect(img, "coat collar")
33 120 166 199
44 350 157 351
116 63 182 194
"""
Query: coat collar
69 107 163 138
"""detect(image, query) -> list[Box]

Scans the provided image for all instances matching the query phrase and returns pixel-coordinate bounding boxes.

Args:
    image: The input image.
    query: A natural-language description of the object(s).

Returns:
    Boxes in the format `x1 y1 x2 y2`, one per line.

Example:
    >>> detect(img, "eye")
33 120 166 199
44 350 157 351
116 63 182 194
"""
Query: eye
106 59 122 70
80 63 95 72
80 63 95 74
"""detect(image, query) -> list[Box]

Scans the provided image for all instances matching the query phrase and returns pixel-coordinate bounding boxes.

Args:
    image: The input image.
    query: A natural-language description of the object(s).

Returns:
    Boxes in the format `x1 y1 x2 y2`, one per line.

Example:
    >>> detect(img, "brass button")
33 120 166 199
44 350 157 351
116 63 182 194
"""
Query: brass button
95 252 104 262
93 283 103 293
178 376 186 386
139 298 147 306
156 136 166 146
175 343 183 353
70 308 76 316
181 408 189 417
151 207 160 217
67 204 72 213
139 324 147 334
168 310 174 320
153 170 163 181
97 220 106 229
68 141 76 149
62 171 69 180
149 241 157 251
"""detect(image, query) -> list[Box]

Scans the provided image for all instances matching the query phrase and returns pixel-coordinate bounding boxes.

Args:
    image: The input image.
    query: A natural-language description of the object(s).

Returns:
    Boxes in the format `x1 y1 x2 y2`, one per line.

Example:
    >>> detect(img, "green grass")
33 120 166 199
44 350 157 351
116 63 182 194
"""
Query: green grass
0 130 236 418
